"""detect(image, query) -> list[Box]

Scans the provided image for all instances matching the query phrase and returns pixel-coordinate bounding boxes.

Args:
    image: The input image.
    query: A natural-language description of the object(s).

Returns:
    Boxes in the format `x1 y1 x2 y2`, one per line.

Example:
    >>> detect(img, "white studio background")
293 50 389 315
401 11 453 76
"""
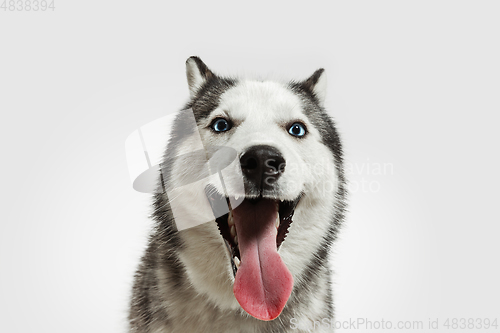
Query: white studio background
1 1 499 332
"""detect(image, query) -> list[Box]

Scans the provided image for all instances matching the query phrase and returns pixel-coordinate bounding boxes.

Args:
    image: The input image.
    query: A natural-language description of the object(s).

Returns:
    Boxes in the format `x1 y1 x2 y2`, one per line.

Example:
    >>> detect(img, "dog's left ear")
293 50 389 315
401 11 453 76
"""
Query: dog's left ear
186 56 215 98
302 68 327 106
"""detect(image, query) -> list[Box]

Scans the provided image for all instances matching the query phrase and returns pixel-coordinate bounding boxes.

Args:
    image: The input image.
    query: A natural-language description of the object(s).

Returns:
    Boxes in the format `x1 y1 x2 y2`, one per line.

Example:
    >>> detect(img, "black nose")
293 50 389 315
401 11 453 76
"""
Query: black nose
239 145 286 190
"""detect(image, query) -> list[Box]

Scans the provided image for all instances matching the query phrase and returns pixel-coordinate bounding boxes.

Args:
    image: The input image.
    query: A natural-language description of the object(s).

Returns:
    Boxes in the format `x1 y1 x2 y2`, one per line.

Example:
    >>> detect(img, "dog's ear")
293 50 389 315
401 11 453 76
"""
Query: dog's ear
186 56 215 98
302 68 327 106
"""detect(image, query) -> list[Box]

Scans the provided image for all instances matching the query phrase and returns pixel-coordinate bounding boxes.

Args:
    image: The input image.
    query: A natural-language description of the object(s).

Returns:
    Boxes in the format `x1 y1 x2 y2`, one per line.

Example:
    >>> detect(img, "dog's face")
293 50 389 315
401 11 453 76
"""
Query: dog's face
200 81 319 199
165 57 341 321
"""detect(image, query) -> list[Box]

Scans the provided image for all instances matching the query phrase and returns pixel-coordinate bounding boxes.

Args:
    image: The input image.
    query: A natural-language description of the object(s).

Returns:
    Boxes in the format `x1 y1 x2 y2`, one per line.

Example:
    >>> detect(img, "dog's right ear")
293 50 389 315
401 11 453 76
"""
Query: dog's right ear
302 68 327 106
186 56 214 98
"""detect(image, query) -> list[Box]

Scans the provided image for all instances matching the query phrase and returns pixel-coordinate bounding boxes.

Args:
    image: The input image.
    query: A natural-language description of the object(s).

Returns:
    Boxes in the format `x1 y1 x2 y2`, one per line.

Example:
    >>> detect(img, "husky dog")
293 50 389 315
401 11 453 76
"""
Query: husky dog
128 57 346 333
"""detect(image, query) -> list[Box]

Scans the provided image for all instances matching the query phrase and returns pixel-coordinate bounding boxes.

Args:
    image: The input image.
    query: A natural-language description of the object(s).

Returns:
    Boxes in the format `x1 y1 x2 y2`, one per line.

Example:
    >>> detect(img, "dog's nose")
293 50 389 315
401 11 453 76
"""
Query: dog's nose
239 145 286 190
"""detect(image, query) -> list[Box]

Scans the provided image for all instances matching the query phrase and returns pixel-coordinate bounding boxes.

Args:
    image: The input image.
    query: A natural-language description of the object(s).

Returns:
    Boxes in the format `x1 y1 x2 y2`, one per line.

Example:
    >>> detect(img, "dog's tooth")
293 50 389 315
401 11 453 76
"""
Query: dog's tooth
230 225 236 237
234 235 238 245
275 214 280 229
234 256 240 268
228 211 234 226
235 195 239 201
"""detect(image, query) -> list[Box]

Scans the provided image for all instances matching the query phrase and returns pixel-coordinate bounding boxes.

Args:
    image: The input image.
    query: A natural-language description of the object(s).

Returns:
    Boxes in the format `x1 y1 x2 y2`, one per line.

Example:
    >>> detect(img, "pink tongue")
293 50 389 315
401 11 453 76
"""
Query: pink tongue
232 199 293 321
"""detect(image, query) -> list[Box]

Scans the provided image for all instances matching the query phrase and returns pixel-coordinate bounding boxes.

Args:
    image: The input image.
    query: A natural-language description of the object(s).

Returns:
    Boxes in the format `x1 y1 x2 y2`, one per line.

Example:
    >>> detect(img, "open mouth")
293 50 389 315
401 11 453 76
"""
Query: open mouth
205 186 301 321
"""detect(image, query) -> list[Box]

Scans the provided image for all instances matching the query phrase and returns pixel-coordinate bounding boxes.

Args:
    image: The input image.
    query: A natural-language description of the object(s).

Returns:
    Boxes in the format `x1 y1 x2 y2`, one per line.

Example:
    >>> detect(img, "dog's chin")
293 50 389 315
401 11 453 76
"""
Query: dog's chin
204 186 302 321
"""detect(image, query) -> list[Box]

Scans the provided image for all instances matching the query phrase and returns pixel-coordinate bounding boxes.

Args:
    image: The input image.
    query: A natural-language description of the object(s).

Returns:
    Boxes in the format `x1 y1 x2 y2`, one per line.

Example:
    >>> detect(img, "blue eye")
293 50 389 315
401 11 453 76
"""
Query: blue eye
212 118 231 132
288 122 306 137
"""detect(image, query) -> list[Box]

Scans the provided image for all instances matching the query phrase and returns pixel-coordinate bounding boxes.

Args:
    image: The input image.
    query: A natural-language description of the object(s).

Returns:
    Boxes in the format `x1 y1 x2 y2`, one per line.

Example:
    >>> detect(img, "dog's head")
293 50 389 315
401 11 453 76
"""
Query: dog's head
159 57 344 321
